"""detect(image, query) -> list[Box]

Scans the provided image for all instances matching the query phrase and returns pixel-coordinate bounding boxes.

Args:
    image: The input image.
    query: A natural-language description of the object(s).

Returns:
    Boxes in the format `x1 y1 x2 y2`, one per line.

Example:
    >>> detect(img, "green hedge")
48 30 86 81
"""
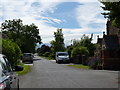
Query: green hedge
2 39 22 67
71 46 89 58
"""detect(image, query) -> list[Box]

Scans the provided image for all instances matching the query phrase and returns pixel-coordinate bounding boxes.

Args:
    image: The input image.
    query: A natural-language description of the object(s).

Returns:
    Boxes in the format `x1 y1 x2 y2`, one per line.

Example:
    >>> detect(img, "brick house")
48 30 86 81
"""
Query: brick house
97 20 120 70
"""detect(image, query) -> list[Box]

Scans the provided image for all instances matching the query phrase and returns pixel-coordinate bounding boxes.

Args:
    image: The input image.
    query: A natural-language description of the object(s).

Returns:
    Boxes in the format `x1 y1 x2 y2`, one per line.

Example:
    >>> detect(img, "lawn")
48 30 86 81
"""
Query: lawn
68 64 92 69
16 63 32 76
40 55 54 60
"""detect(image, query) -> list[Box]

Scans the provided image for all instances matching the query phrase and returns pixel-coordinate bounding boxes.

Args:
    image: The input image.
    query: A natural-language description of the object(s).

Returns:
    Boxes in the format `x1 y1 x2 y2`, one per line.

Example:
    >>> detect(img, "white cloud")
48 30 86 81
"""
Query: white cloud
76 2 107 32
0 0 106 45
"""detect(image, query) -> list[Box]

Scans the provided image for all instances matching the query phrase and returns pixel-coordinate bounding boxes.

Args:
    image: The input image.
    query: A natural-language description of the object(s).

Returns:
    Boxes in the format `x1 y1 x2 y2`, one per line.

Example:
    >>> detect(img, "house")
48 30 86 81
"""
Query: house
97 20 120 70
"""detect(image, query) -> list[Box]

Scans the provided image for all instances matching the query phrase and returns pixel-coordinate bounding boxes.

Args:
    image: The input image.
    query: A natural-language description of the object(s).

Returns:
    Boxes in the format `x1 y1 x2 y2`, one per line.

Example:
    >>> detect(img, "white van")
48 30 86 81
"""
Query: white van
55 52 70 64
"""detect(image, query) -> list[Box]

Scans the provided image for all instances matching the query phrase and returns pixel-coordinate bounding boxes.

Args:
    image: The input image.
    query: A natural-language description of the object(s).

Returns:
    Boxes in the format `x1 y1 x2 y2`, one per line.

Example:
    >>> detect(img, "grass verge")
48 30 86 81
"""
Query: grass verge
68 64 92 69
40 55 54 60
16 63 31 76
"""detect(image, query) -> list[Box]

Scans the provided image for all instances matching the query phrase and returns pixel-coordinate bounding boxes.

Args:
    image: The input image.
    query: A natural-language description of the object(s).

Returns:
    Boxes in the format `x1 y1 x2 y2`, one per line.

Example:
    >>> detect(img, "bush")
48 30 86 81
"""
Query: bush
49 53 55 59
2 39 22 67
66 46 74 58
71 46 89 58
44 52 50 57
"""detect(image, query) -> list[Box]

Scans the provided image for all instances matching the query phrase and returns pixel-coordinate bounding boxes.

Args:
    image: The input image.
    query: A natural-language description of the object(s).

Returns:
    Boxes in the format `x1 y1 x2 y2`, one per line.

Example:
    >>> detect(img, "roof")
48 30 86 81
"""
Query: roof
103 35 119 50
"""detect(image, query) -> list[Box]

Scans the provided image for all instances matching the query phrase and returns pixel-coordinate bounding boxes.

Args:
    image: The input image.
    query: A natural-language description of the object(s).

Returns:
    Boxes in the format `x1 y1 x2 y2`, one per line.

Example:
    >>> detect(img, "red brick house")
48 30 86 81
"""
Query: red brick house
97 20 120 70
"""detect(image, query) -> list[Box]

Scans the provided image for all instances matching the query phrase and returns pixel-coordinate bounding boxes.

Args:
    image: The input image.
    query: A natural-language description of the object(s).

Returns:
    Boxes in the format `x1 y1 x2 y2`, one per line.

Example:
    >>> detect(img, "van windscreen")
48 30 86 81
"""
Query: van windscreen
58 53 68 56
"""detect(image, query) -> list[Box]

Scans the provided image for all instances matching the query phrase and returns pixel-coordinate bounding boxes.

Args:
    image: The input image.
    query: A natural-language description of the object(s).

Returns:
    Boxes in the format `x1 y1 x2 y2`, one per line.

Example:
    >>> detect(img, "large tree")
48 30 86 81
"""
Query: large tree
101 2 120 28
51 29 65 53
1 19 42 53
54 29 65 52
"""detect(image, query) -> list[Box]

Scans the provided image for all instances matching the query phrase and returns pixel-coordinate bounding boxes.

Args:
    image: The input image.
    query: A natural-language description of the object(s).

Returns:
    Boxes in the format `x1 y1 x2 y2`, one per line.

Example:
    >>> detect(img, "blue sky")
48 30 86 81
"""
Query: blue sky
0 0 107 46
45 2 82 29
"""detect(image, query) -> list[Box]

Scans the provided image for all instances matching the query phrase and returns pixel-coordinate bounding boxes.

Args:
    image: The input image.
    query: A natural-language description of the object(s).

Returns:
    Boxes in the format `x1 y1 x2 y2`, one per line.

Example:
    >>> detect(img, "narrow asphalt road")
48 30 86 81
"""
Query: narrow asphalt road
19 56 119 88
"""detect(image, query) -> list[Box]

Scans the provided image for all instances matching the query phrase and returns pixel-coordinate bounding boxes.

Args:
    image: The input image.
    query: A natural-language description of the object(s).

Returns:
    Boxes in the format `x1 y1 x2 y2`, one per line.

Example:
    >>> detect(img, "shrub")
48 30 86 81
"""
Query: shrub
49 53 55 59
71 46 89 58
2 39 22 67
44 52 50 57
66 46 74 58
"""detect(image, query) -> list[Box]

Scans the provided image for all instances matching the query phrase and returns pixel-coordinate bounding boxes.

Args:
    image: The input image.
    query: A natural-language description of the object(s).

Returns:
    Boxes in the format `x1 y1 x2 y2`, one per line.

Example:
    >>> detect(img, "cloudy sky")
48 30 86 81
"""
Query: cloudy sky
0 0 107 46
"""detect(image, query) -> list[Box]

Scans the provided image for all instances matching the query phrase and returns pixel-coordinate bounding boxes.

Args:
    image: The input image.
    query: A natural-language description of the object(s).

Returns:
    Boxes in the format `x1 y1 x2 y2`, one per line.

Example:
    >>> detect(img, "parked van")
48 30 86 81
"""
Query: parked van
56 52 70 64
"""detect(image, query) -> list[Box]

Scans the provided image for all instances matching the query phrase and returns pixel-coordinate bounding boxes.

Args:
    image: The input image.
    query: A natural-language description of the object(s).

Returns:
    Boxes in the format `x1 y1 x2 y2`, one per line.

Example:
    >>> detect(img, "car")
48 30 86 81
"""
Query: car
0 54 23 90
22 53 33 64
55 52 70 64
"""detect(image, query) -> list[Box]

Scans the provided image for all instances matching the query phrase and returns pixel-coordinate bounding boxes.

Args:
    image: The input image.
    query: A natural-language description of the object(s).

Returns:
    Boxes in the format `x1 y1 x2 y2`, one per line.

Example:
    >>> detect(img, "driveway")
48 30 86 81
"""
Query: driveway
19 56 119 88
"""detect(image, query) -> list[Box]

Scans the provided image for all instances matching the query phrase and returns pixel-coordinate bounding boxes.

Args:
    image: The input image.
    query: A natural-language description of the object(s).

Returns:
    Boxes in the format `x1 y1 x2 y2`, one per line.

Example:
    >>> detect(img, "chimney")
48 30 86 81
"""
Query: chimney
103 32 105 36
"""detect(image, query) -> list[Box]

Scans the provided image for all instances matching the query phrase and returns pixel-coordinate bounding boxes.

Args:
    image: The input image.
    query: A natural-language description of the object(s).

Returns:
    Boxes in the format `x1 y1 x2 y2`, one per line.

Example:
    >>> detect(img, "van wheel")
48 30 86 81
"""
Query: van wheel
56 60 57 63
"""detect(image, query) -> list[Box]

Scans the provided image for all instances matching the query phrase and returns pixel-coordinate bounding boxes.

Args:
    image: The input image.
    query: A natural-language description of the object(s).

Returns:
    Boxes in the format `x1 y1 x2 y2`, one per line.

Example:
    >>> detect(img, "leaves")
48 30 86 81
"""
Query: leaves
1 19 42 53
2 39 22 67
53 29 65 52
101 2 120 28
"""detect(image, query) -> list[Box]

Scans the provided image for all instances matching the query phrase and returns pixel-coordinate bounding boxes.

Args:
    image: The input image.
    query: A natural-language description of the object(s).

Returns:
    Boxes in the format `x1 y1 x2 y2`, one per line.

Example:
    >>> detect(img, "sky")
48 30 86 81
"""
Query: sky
0 0 107 46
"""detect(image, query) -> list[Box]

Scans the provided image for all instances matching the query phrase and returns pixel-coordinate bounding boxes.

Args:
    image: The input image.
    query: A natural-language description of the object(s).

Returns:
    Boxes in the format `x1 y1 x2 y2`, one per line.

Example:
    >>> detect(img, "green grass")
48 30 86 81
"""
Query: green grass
68 64 92 69
40 55 54 60
16 63 31 76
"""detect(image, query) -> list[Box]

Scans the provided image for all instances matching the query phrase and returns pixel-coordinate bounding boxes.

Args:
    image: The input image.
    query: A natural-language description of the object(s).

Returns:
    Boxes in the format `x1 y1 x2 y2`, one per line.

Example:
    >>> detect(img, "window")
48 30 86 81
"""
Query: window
3 57 13 72
0 62 6 77
0 57 12 74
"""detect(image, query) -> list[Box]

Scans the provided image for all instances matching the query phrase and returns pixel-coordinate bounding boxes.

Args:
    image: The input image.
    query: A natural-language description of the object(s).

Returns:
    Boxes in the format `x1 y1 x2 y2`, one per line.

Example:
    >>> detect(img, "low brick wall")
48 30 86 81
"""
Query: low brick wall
102 58 120 70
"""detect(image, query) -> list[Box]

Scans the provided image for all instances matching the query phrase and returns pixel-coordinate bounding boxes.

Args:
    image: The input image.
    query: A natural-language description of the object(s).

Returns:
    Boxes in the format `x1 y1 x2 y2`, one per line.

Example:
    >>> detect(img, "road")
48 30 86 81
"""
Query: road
19 56 119 88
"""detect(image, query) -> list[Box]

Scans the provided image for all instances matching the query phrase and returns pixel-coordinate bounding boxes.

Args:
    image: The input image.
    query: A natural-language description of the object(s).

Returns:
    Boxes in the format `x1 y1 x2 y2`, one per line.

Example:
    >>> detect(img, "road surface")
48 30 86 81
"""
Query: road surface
20 56 119 88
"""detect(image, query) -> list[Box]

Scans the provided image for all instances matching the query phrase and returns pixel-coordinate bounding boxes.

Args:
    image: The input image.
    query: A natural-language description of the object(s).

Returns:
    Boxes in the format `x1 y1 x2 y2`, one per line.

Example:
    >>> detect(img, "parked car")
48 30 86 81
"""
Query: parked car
55 52 70 64
0 54 23 90
22 53 33 64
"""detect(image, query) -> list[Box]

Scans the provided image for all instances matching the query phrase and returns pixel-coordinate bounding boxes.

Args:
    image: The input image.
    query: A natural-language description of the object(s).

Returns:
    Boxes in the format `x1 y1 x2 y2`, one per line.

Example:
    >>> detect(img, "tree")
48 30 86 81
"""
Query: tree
1 19 23 46
79 34 96 56
72 34 95 56
53 29 65 52
38 44 50 55
21 24 41 53
101 2 120 28
1 19 42 53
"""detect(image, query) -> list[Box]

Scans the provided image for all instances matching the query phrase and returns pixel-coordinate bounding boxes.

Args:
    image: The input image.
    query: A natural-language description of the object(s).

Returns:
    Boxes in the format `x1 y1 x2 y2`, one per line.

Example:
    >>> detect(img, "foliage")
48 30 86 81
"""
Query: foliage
49 29 65 59
101 2 120 28
53 29 65 52
44 52 50 57
71 46 89 58
68 65 91 69
49 47 55 59
79 34 96 56
37 44 50 55
1 19 42 53
71 34 96 56
66 46 74 58
2 39 22 67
